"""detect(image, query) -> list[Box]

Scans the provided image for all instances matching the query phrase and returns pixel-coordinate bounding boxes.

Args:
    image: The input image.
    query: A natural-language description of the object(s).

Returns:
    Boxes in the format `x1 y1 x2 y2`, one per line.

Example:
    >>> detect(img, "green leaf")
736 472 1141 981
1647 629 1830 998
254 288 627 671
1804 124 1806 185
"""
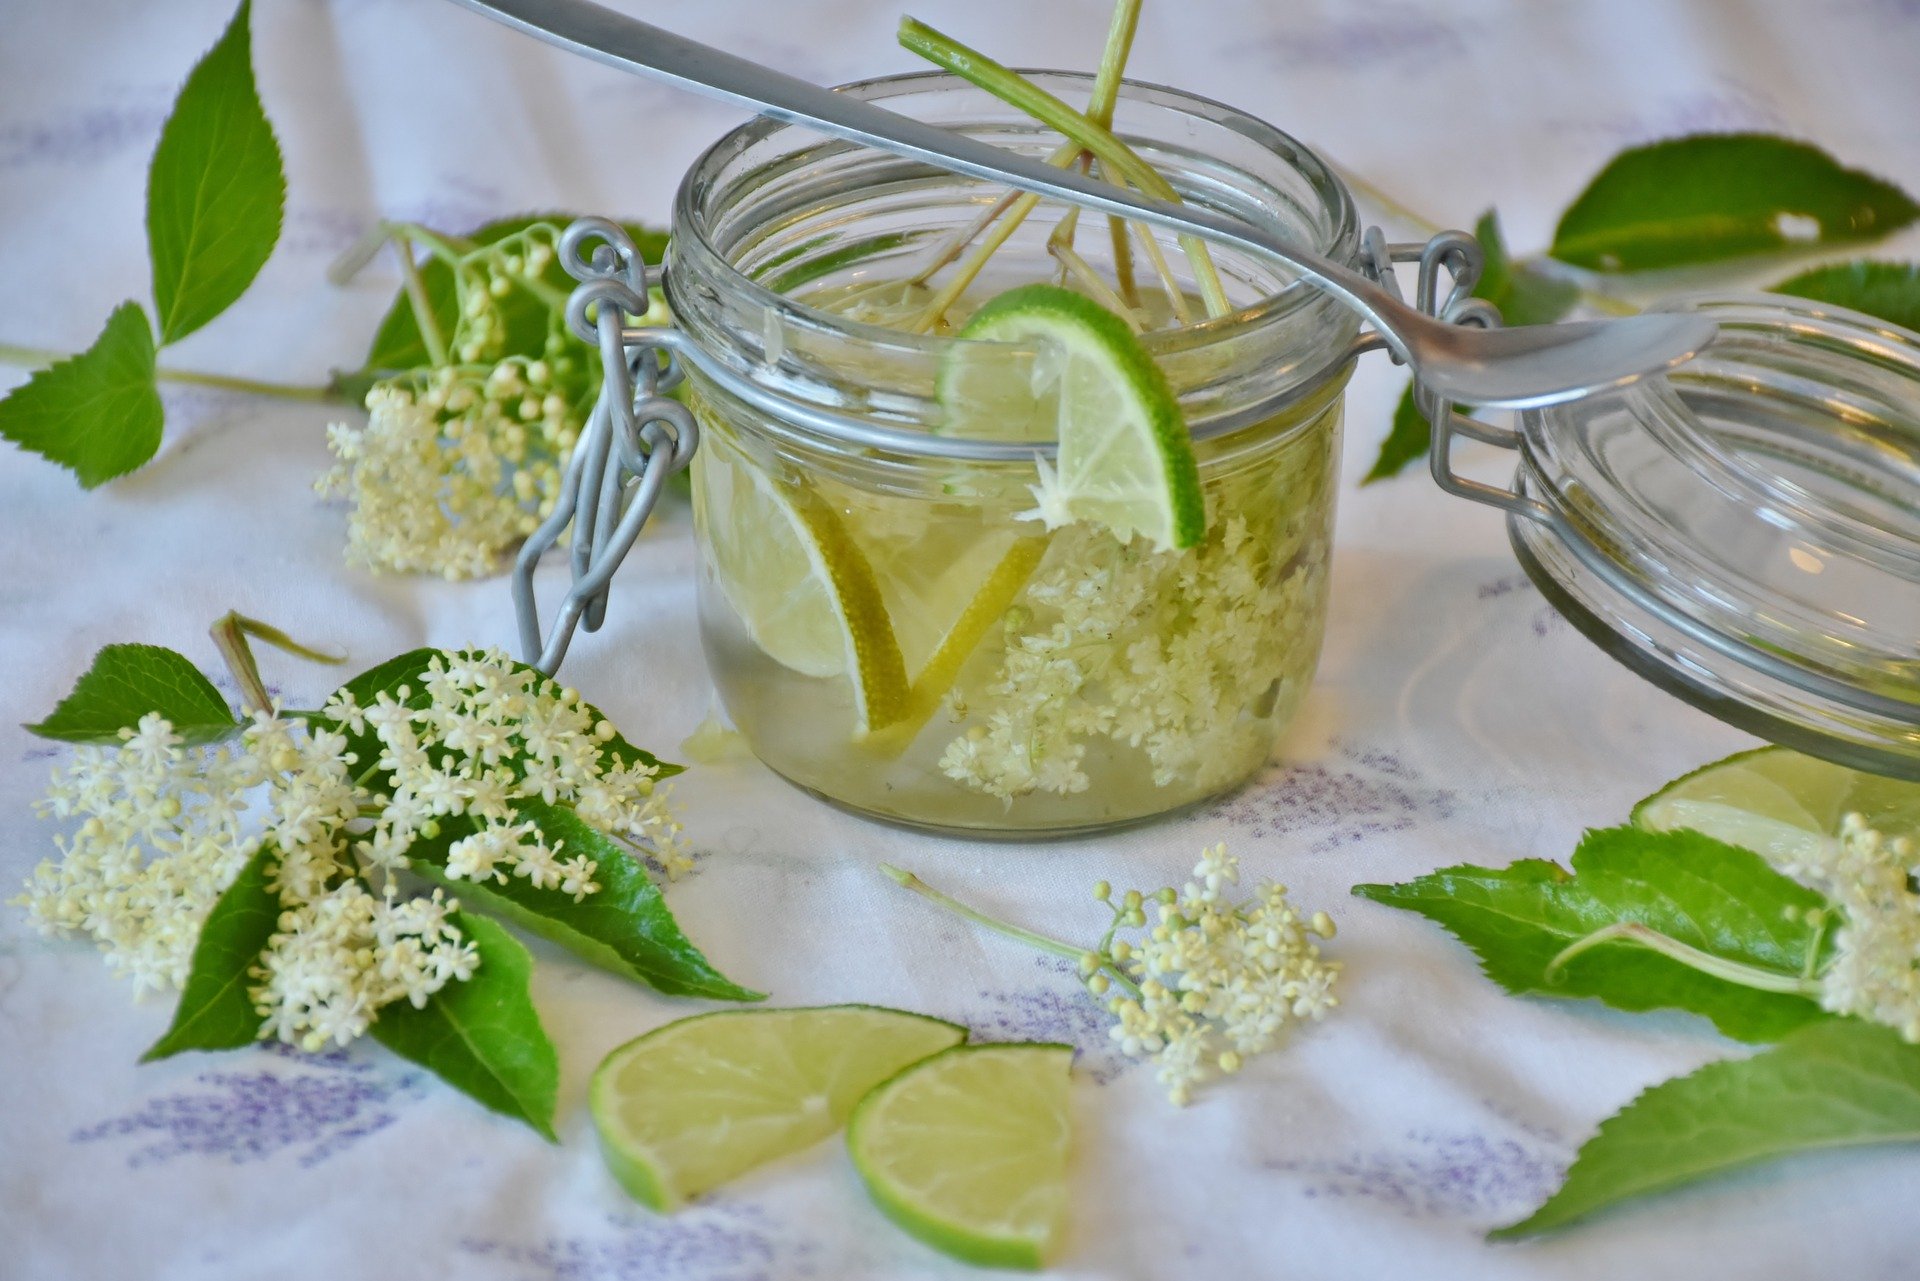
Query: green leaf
1352 826 1834 1042
27 642 239 744
370 910 560 1140
1473 209 1578 328
410 804 762 1003
1773 260 1920 334
1494 1020 1920 1237
354 217 667 382
1362 383 1433 485
143 845 278 1060
145 0 286 344
328 647 679 781
1551 133 1920 273
0 302 162 488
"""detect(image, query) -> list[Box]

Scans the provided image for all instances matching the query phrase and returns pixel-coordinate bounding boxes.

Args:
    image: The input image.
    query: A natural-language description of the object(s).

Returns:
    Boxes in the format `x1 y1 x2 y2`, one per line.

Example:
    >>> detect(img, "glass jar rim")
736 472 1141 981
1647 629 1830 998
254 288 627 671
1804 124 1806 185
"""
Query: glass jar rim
665 68 1363 460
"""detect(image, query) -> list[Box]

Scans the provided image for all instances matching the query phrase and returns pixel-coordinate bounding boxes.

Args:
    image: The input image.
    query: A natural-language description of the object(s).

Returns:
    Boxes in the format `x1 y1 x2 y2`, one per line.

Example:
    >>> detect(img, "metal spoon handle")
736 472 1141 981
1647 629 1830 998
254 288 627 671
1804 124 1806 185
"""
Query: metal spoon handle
449 0 1424 350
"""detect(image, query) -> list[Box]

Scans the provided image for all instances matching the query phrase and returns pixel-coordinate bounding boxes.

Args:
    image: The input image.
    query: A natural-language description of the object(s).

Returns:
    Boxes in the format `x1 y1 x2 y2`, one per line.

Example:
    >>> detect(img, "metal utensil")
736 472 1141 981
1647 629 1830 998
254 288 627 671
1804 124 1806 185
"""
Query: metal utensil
447 0 1716 408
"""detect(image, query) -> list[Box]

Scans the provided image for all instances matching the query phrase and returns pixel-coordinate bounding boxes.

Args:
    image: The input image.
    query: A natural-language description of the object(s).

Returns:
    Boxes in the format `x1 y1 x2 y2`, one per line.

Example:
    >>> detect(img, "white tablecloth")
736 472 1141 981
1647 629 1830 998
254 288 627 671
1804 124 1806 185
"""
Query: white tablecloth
5 3 1919 1278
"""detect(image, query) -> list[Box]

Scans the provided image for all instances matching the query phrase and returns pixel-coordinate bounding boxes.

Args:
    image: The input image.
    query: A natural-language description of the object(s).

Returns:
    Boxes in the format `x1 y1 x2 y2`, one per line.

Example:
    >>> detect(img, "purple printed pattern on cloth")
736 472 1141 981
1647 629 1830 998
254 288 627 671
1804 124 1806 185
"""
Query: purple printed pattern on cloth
1205 740 1460 851
971 958 1131 1083
1269 1121 1569 1221
71 1042 423 1169
462 1204 808 1281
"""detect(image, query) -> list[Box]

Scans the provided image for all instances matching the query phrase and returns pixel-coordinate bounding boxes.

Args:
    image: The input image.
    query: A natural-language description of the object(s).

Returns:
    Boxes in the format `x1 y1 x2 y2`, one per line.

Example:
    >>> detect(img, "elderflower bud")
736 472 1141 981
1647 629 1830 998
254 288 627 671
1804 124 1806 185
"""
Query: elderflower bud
319 225 609 580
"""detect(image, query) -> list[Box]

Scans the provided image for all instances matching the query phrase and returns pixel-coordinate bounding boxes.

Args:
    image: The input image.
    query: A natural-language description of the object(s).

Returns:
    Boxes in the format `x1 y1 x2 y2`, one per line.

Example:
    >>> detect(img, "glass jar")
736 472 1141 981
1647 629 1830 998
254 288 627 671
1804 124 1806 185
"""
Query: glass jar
1505 293 1920 777
664 71 1362 835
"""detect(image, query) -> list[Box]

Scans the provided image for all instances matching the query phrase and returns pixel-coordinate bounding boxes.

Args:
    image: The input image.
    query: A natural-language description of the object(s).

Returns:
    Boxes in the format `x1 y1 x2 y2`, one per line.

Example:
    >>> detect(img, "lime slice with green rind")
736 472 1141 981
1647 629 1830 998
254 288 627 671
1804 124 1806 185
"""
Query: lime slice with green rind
939 283 1203 552
863 533 1051 756
1633 746 1920 865
849 1042 1073 1271
590 1005 967 1211
695 438 910 731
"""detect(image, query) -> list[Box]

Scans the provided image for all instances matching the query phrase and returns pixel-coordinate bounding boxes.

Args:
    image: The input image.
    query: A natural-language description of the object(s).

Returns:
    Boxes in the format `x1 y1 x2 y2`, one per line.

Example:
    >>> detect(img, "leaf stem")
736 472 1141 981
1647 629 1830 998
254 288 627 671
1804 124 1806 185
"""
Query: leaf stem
392 231 451 369
881 863 1143 999
209 611 346 718
0 342 336 402
1547 922 1823 997
905 0 1141 319
898 16 1231 318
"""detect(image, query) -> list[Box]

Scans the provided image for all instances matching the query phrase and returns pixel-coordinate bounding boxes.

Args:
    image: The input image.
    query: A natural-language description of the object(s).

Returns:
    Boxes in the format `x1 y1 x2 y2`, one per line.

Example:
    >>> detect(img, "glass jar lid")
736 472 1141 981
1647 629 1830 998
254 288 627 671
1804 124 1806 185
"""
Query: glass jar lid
1508 292 1920 779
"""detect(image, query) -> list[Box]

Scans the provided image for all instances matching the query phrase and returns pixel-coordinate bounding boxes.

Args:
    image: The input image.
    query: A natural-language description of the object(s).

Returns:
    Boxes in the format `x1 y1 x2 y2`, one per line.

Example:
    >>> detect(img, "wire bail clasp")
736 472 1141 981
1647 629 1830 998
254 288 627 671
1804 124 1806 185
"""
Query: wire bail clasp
510 218 699 675
1363 225 1552 523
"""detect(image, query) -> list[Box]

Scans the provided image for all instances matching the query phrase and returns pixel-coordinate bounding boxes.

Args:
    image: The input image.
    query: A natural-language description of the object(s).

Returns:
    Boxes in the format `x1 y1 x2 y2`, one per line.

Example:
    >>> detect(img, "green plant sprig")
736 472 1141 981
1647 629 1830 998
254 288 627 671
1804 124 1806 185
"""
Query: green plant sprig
19 621 758 1137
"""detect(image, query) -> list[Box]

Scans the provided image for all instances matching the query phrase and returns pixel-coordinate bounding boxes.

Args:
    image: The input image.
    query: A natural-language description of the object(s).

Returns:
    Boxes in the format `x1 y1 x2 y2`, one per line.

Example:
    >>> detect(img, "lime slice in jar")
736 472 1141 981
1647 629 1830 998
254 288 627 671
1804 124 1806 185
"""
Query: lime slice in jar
862 532 1051 756
697 438 910 731
1633 746 1920 865
589 1006 967 1211
848 1042 1074 1270
938 282 1204 552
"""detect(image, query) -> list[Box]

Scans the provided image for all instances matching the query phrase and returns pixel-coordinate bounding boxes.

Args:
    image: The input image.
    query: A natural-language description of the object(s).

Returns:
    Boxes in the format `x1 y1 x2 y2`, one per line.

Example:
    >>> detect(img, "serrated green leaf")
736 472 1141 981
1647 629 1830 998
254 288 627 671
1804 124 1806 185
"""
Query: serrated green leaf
143 845 278 1061
410 803 761 1003
1474 209 1578 328
370 910 559 1139
28 642 239 744
0 302 161 488
355 217 667 382
327 646 679 781
1361 383 1432 485
1353 826 1834 1042
146 0 285 344
1551 134 1920 273
1773 260 1920 334
1494 1020 1920 1237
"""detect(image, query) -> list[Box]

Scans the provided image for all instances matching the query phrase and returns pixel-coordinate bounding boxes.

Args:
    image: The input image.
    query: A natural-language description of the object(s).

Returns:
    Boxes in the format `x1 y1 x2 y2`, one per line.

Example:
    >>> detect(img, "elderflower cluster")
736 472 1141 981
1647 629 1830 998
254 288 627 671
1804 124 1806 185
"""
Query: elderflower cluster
320 358 586 580
319 226 601 579
1772 814 1920 1041
15 648 687 1052
334 648 690 886
1082 843 1340 1105
940 517 1323 801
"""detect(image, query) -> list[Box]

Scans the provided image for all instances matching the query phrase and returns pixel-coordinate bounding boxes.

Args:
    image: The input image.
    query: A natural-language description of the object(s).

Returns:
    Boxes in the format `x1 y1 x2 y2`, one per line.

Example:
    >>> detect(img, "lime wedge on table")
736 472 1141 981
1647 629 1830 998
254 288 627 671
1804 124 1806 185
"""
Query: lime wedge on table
849 1043 1073 1271
1633 746 1920 864
590 1006 967 1211
940 283 1203 552
697 440 910 731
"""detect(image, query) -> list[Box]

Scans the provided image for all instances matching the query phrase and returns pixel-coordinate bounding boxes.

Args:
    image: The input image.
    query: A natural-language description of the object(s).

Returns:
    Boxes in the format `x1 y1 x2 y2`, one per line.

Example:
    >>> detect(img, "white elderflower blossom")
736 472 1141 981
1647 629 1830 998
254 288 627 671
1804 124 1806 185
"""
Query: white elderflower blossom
20 713 268 996
318 225 604 580
1090 843 1341 1104
940 517 1324 802
16 647 687 1050
318 361 584 581
886 843 1340 1107
254 883 477 1051
1769 814 1920 1041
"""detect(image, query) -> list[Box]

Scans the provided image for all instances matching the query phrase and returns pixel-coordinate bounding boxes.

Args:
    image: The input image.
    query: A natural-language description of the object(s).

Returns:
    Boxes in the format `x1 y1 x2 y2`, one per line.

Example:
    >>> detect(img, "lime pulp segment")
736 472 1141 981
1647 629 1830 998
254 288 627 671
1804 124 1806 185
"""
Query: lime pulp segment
590 1005 967 1211
696 440 911 731
848 1042 1073 1271
941 283 1203 553
1633 746 1920 865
